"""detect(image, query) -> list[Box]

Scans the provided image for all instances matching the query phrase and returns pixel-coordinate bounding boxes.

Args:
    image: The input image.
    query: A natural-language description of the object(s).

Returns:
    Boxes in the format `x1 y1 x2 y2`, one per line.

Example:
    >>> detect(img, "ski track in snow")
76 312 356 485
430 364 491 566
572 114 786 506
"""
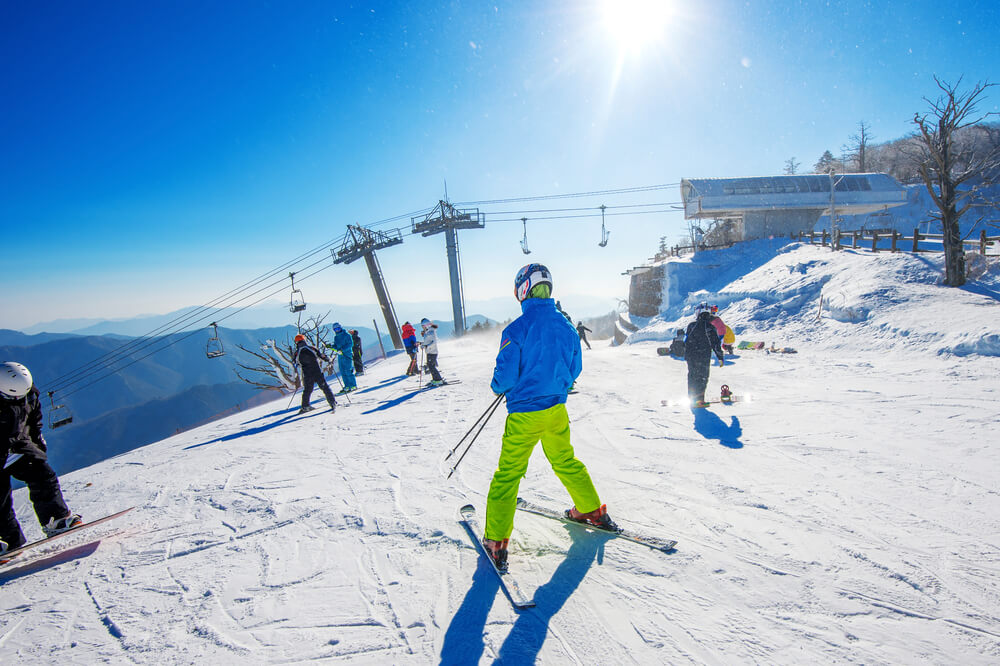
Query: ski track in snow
3 249 1000 662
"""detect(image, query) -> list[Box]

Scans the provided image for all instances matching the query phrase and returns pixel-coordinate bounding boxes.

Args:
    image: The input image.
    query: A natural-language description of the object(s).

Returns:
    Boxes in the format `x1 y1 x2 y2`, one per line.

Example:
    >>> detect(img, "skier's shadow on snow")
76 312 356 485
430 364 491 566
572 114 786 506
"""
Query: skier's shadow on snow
440 525 612 665
361 389 425 414
185 408 323 449
692 408 744 449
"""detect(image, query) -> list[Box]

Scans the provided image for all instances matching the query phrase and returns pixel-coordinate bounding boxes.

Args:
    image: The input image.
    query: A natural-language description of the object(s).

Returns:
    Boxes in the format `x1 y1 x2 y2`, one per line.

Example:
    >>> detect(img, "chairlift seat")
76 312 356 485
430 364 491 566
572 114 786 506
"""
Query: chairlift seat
48 405 73 429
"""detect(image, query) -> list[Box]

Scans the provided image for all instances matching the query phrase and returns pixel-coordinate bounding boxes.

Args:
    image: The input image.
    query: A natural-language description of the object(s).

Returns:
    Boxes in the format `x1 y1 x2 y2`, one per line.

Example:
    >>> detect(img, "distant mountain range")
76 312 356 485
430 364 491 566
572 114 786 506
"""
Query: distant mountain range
20 295 615 336
0 320 424 477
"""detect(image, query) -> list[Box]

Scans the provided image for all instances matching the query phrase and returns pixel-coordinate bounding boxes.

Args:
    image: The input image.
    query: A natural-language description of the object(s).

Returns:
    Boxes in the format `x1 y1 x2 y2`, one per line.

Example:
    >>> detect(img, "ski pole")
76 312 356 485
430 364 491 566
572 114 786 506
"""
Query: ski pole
445 393 504 461
332 353 352 404
287 367 302 410
446 394 505 479
418 345 425 389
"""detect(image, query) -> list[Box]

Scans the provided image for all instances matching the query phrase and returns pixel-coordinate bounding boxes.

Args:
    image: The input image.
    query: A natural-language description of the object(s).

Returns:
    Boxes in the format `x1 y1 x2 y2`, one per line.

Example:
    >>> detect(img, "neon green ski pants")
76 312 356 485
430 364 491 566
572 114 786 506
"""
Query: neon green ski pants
484 403 601 540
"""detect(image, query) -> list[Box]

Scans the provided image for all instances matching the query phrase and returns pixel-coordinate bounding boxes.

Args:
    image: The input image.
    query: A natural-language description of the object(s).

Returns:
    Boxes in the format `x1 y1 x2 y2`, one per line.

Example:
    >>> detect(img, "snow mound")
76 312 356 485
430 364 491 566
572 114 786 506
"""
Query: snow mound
628 243 1000 357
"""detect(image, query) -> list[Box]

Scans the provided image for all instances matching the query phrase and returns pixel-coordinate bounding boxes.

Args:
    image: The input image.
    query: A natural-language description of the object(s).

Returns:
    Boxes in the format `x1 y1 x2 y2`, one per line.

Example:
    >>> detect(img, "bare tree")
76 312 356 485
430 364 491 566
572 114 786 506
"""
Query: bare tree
912 77 999 286
783 157 800 175
234 314 336 392
842 121 874 172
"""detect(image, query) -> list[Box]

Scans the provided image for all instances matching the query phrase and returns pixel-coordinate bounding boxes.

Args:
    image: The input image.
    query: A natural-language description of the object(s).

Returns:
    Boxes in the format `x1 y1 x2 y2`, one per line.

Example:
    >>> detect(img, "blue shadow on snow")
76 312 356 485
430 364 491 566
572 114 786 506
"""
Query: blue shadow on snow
440 522 612 665
692 408 744 449
361 388 426 415
186 404 328 450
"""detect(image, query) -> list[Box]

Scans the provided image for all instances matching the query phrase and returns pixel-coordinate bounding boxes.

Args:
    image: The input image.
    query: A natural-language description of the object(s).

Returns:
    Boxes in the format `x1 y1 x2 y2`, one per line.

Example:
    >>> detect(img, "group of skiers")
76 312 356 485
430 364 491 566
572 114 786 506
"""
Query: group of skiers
401 319 446 386
2 261 722 573
291 323 365 414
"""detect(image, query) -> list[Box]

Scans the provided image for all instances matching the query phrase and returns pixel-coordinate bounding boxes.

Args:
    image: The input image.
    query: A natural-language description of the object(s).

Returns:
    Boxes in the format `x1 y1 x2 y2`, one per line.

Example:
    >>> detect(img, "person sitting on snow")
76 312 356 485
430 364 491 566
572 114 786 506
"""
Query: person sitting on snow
668 329 686 358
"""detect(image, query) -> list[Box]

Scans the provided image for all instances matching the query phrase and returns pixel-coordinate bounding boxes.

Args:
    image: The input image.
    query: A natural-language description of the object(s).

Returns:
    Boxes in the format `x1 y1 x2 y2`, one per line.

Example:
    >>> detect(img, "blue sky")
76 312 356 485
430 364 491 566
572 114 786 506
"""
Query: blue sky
2 0 998 330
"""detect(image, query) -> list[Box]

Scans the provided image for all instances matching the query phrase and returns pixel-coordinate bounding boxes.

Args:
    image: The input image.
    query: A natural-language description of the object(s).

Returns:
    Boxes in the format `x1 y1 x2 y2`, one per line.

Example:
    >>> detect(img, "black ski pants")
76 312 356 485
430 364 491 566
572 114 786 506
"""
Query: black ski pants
1 455 71 549
426 353 443 382
352 350 363 374
302 371 337 409
686 354 712 402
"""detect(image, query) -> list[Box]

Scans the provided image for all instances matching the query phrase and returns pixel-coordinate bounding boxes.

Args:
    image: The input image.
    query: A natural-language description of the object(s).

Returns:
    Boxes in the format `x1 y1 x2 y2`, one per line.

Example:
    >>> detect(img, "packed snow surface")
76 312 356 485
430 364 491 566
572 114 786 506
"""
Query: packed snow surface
2 244 999 664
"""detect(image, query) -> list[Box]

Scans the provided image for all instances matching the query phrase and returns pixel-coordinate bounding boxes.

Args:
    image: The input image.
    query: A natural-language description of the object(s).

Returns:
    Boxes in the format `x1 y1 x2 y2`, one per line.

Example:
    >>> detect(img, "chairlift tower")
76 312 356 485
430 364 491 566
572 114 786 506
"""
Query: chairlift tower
412 200 485 337
332 225 405 350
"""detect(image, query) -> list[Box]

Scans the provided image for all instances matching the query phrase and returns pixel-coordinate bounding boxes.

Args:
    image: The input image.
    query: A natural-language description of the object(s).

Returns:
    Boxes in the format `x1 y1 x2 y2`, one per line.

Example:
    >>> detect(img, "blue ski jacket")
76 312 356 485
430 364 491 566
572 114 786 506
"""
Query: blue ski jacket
332 330 354 356
491 297 582 413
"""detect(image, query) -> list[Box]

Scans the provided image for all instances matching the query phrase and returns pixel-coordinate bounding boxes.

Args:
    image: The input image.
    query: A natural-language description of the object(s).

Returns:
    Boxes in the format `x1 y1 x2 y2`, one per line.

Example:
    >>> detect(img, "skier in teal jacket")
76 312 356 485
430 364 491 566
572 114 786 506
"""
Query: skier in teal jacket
329 323 357 391
482 263 618 570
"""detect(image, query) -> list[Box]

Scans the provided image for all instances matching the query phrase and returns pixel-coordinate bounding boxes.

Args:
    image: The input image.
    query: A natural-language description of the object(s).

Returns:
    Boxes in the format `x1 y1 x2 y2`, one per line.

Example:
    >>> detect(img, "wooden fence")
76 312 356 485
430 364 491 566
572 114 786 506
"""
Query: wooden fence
796 229 999 255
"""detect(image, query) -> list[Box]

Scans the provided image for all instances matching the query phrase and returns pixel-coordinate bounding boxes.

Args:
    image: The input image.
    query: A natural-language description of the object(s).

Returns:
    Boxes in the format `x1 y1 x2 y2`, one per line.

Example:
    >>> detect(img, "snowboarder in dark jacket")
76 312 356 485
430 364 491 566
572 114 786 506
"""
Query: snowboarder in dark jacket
292 335 337 413
1 362 82 554
668 329 686 358
349 330 364 375
684 304 725 407
575 321 592 350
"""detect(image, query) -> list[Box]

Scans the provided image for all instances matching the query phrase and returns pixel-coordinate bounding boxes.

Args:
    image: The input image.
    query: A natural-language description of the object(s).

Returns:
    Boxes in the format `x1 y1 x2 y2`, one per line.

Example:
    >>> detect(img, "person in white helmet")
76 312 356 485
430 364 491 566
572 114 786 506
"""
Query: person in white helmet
0 362 82 555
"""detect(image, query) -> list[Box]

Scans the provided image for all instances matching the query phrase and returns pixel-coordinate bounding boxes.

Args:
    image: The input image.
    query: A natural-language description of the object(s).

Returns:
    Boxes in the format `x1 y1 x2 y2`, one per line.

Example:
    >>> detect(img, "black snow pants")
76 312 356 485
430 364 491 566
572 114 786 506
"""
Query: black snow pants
426 353 443 382
302 369 337 409
1 455 71 549
686 354 712 403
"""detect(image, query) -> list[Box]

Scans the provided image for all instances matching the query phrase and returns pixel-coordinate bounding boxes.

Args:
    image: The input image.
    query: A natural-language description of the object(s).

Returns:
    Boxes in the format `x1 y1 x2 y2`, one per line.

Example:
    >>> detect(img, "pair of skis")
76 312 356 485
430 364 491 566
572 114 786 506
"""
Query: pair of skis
458 499 677 610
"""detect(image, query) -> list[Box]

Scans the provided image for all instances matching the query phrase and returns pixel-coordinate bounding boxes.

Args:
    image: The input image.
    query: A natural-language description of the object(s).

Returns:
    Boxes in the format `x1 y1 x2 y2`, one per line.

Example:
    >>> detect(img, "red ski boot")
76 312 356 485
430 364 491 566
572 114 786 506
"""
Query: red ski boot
566 504 621 532
481 538 509 571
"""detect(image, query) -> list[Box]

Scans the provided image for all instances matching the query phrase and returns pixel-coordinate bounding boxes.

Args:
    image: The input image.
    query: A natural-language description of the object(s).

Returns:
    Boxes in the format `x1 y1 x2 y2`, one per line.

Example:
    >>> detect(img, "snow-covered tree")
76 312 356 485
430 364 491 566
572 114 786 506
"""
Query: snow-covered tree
912 77 999 287
234 314 336 392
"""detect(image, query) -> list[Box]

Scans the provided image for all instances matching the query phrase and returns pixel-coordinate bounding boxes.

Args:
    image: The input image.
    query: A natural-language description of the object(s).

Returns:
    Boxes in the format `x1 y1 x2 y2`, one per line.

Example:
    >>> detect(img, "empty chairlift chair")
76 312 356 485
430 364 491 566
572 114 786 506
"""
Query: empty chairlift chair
206 322 225 358
520 218 531 255
47 391 73 429
288 272 307 313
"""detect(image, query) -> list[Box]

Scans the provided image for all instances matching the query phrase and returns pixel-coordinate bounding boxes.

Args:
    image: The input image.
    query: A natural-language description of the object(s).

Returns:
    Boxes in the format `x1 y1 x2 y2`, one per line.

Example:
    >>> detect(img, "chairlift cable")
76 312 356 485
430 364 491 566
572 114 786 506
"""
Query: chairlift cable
45 187 680 397
59 262 338 401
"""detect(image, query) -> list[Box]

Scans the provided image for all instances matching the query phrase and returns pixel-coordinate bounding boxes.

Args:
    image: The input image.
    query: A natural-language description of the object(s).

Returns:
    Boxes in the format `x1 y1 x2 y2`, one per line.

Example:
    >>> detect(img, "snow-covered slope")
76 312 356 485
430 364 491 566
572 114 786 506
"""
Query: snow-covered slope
633 242 1000 357
2 247 999 663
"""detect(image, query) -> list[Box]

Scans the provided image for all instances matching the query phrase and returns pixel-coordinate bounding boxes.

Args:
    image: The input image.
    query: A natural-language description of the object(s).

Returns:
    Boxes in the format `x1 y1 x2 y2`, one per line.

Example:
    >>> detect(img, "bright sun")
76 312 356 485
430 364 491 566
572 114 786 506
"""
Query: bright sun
601 0 673 51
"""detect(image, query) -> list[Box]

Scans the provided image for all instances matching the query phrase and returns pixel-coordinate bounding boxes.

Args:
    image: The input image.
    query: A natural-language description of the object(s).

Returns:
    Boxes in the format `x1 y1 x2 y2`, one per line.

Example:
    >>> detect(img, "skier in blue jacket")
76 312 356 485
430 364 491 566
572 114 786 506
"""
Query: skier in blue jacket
482 264 618 570
329 323 357 392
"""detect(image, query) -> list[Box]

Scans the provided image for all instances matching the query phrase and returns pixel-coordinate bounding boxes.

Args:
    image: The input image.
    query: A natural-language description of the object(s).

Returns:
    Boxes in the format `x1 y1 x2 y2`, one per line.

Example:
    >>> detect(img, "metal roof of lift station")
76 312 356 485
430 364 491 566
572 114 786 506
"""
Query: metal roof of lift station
680 173 908 240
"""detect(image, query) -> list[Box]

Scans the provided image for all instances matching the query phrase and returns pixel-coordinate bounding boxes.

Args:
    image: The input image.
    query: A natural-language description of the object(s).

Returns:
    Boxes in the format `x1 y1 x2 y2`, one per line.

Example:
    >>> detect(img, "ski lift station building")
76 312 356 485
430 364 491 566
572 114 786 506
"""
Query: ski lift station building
680 173 907 241
617 174 908 337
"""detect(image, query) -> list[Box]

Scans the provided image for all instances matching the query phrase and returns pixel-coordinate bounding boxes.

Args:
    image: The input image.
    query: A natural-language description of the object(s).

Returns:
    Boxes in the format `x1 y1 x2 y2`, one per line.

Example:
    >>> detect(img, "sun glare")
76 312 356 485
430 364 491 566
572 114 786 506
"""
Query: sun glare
601 0 673 51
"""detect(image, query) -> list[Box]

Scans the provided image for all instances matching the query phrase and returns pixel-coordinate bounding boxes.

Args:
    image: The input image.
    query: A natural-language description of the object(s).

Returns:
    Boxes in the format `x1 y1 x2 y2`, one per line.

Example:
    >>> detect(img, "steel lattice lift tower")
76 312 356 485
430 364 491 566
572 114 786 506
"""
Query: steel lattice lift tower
411 200 485 336
332 225 405 349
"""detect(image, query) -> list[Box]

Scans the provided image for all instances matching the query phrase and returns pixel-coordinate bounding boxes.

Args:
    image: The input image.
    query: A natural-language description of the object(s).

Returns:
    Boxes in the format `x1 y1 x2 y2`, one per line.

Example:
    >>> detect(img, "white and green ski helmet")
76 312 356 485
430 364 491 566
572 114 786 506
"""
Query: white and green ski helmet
514 263 553 302
0 362 33 398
